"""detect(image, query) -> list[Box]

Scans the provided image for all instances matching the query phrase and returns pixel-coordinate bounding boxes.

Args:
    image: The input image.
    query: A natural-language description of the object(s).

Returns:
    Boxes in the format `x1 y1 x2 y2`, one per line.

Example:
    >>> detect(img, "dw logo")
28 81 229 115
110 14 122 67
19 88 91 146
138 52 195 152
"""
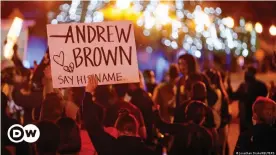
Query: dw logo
7 124 40 143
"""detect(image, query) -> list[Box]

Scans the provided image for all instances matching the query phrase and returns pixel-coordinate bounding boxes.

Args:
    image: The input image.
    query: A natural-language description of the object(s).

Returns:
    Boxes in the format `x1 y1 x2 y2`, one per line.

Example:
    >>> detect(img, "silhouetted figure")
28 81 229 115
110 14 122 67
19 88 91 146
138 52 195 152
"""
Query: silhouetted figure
235 97 276 152
143 70 157 96
227 66 268 132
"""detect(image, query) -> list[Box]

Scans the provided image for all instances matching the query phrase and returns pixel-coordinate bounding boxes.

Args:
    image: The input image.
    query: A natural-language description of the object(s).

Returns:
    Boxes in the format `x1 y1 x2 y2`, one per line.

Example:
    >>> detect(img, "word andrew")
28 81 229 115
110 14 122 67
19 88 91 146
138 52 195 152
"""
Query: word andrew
50 24 133 68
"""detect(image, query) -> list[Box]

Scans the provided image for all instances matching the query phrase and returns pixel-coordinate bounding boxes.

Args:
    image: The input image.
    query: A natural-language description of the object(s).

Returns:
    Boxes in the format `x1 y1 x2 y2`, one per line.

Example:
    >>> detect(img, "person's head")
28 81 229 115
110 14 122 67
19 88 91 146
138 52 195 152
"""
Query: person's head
114 84 129 98
34 60 38 65
244 65 257 82
42 93 64 122
94 85 116 107
185 101 207 125
143 70 156 84
36 121 60 155
56 117 81 154
128 71 146 91
114 109 139 137
178 54 197 75
191 81 207 102
205 69 220 87
184 73 203 97
168 64 179 82
252 97 276 125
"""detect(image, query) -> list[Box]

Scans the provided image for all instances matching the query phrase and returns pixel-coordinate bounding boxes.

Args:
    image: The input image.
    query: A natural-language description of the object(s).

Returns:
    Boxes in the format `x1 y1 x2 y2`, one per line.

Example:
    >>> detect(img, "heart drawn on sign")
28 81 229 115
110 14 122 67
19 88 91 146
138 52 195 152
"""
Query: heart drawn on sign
53 51 65 67
63 62 75 73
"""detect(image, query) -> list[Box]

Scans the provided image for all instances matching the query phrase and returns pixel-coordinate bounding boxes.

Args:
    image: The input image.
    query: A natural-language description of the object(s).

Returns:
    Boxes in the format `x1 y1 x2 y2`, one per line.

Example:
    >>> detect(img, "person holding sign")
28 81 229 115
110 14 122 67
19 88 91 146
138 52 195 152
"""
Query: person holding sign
47 21 140 88
83 76 157 155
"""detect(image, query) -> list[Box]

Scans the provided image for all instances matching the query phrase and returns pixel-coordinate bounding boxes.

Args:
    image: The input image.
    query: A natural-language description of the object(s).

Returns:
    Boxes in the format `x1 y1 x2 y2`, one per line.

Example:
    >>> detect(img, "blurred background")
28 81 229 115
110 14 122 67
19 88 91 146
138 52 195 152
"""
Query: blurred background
1 1 276 83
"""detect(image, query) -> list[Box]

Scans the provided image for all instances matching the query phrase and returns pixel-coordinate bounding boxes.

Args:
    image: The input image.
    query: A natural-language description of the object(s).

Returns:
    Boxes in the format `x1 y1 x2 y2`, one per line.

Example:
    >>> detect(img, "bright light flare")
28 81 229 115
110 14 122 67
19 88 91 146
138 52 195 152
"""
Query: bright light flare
269 25 276 36
223 17 234 28
194 11 210 27
116 0 131 9
4 17 23 60
155 4 170 25
255 22 263 33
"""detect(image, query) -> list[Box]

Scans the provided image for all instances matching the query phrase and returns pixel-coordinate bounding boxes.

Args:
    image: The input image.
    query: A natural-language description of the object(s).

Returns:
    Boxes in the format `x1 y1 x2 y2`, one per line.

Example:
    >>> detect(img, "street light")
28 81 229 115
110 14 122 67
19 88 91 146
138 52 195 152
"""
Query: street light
245 22 253 32
223 17 234 28
269 25 276 36
255 22 263 33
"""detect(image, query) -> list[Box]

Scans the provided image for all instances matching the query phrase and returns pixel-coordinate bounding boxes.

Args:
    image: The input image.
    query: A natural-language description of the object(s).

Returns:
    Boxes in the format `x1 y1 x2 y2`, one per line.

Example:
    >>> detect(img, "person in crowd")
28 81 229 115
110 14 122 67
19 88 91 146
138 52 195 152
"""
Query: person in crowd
269 81 276 101
83 76 157 155
227 65 268 132
152 64 179 123
12 69 43 125
127 77 155 144
1 92 30 155
36 121 60 155
56 117 81 155
40 93 64 122
176 54 218 108
104 84 147 139
205 69 231 155
143 70 157 96
154 101 214 155
235 97 276 152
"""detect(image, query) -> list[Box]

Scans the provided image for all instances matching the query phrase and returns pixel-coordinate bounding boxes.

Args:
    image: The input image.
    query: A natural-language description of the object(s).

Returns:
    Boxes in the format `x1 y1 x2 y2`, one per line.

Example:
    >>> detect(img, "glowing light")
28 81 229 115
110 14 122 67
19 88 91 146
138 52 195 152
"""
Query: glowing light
269 25 276 36
146 46 153 53
223 17 234 28
143 30 150 36
137 19 143 26
155 4 170 25
116 0 131 9
171 32 178 39
176 10 184 19
4 17 23 59
164 39 171 46
242 43 247 49
51 19 58 24
144 15 155 29
183 43 190 51
85 16 92 23
242 49 249 57
245 23 253 32
240 18 245 26
215 7 222 15
194 11 210 27
255 22 263 33
93 11 104 22
23 60 30 69
171 41 178 49
69 14 77 20
194 50 201 58
57 14 63 21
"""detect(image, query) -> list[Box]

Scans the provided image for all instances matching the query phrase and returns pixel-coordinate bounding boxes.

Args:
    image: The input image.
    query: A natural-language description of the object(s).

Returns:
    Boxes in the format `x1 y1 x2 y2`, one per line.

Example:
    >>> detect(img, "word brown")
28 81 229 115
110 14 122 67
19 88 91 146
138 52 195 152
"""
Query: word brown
72 46 132 68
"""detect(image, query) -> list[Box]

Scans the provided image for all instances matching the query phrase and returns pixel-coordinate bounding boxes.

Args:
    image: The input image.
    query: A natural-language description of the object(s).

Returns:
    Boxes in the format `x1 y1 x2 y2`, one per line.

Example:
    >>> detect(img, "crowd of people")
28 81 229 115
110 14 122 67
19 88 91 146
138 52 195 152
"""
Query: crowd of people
1 45 276 155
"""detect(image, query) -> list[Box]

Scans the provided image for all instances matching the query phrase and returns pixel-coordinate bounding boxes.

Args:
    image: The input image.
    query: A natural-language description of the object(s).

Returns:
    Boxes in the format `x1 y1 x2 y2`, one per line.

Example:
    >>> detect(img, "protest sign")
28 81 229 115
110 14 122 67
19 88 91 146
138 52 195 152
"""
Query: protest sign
47 21 139 88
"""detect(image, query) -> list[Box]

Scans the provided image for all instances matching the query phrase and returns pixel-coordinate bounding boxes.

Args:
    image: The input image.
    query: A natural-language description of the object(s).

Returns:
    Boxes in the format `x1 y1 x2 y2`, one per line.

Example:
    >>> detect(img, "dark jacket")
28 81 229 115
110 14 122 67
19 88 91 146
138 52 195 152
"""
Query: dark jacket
129 88 155 143
12 85 43 124
83 92 156 155
235 124 276 152
154 110 214 155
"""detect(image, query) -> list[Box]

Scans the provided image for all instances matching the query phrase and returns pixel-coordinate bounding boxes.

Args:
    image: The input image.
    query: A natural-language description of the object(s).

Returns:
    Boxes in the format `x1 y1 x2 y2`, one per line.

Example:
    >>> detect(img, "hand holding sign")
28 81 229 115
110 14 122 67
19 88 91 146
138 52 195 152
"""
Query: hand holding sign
85 75 98 93
47 21 139 88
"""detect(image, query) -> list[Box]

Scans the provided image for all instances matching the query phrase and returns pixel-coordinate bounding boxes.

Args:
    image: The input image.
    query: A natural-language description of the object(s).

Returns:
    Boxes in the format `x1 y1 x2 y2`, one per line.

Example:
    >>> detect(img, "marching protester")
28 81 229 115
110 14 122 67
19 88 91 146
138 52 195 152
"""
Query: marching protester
143 70 158 96
234 97 276 152
227 65 268 132
83 76 157 155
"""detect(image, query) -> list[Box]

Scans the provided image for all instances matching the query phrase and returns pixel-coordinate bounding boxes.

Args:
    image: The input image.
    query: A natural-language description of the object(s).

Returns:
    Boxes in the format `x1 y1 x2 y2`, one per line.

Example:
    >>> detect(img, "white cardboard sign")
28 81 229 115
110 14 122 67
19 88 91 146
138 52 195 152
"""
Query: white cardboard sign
47 21 139 88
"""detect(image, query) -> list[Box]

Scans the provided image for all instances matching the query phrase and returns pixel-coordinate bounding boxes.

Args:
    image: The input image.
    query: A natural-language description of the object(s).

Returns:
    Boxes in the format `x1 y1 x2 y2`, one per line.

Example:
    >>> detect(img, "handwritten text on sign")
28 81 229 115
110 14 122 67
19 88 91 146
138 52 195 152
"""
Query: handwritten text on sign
47 21 139 88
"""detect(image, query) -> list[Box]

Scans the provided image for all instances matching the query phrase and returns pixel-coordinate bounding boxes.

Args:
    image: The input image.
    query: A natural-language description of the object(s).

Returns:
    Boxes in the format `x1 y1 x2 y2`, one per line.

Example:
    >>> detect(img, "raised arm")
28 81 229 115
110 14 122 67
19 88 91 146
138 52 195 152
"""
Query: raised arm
83 76 115 155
